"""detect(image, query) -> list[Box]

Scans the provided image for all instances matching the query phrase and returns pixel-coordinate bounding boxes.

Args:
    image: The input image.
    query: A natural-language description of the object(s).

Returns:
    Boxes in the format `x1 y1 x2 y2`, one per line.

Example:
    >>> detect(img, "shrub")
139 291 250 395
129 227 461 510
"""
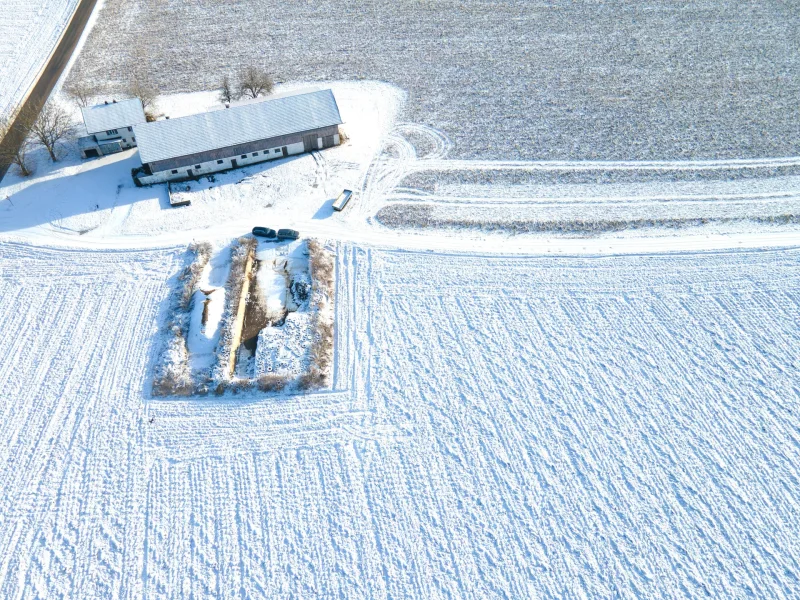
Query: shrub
151 242 212 396
211 237 258 385
179 242 212 311
152 328 193 396
307 239 334 293
228 378 253 394
298 240 336 391
257 374 290 392
297 367 326 391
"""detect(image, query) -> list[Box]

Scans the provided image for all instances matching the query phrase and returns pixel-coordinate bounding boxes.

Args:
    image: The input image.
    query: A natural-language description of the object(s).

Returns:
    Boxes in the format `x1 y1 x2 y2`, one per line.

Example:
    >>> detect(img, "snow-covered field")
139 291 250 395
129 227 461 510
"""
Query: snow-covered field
69 0 800 161
0 0 78 120
2 1 800 594
363 125 800 235
1 240 799 597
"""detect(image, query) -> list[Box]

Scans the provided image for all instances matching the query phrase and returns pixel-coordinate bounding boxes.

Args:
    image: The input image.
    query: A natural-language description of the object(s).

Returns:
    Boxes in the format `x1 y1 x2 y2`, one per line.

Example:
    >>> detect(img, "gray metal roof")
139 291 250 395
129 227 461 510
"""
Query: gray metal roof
134 89 343 165
81 98 146 134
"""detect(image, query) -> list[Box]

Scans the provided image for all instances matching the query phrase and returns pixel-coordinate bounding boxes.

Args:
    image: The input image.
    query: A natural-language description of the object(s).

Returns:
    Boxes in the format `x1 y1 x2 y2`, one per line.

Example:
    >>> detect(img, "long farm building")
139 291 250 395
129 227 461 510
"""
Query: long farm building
132 89 343 185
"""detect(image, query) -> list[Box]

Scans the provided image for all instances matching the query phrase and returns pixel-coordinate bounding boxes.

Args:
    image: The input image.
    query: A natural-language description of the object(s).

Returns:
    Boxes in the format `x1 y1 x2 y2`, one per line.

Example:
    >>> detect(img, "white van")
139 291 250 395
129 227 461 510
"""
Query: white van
332 189 353 211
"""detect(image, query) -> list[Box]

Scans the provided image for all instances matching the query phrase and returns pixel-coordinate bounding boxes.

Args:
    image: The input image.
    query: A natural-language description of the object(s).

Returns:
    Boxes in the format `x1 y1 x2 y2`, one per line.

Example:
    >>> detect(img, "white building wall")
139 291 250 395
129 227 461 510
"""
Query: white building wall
141 141 307 184
93 126 137 148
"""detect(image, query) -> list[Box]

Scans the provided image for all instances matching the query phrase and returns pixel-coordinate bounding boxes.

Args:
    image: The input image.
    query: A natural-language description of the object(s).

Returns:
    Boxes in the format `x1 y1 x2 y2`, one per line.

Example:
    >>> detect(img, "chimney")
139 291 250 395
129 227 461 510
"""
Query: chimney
225 103 230 108
112 99 117 103
165 116 170 119
104 100 108 105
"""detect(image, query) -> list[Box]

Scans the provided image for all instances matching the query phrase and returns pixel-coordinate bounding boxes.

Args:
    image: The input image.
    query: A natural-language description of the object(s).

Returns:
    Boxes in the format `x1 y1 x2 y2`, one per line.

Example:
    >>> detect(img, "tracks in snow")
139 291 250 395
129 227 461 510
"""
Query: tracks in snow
2 240 800 596
355 124 800 232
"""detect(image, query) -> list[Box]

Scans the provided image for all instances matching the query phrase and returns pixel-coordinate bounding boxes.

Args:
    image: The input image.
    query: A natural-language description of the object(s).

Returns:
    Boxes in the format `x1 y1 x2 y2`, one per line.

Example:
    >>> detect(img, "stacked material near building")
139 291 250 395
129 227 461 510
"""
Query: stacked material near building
78 98 146 159
132 89 343 185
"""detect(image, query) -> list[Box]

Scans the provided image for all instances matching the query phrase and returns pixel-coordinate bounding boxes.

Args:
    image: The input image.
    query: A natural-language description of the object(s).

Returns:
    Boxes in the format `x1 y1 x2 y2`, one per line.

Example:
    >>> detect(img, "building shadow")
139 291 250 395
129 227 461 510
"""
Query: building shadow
312 198 335 220
0 150 165 232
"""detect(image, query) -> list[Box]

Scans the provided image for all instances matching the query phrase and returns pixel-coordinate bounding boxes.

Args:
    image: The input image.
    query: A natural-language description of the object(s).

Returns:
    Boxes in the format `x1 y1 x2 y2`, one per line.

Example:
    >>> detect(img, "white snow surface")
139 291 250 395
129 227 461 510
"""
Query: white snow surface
1 65 800 596
0 240 799 597
254 312 313 377
184 246 230 371
256 258 288 319
186 287 224 370
0 0 78 120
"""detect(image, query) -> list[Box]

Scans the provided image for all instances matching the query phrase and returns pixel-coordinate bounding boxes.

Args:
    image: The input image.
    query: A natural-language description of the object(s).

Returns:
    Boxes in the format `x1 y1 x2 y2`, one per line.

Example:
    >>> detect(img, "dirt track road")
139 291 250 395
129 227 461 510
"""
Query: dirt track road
0 0 98 181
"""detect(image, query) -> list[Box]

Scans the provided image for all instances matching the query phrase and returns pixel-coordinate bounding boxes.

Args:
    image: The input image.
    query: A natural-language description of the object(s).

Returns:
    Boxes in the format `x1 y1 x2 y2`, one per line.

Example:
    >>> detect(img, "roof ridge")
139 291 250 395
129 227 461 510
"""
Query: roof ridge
134 89 342 165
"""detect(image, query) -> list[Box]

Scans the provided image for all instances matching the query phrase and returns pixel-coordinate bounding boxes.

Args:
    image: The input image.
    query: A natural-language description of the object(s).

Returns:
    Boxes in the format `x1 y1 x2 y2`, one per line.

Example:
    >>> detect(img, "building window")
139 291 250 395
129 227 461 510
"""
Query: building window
217 159 224 164
252 152 258 156
171 169 178 174
275 149 281 154
128 127 132 131
195 165 201 169
241 154 247 159
106 129 118 135
132 137 136 143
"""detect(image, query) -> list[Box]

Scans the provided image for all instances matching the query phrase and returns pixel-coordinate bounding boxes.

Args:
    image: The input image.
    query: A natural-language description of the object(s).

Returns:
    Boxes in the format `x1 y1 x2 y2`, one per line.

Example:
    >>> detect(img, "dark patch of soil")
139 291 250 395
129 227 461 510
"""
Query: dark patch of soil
240 261 271 352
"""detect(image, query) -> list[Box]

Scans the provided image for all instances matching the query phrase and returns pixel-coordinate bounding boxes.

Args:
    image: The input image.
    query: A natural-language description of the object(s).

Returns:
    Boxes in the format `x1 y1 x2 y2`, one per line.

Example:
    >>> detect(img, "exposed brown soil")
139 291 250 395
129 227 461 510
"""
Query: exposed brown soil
239 260 271 354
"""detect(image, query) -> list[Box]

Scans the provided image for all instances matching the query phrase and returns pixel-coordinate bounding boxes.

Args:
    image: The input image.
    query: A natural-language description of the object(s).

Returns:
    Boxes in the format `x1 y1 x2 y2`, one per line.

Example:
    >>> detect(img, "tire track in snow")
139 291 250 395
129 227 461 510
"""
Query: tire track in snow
359 246 800 596
356 124 800 233
0 244 180 598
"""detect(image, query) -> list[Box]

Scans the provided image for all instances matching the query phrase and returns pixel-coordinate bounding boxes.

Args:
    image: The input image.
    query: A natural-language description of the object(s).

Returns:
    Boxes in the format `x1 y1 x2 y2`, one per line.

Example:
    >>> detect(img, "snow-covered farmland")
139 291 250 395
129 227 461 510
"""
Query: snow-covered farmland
1 240 799 597
0 0 78 120
70 0 800 161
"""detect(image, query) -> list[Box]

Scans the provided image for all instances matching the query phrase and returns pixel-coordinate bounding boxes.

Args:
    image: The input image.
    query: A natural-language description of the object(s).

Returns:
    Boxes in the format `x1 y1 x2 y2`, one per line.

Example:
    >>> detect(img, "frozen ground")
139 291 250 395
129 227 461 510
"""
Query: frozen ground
0 240 799 597
2 5 800 593
69 0 800 161
0 0 78 120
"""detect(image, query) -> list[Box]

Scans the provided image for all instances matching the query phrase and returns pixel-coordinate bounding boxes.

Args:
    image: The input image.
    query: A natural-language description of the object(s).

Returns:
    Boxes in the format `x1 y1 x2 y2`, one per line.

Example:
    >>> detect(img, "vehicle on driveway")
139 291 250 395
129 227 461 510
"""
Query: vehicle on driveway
252 226 277 239
277 228 300 241
332 189 353 211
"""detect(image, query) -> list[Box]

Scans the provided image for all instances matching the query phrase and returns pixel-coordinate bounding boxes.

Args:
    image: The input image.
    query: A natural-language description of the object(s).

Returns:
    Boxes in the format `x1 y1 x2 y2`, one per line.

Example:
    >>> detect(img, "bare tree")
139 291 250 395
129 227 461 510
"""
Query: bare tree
125 73 159 118
124 46 160 119
0 114 35 177
63 77 102 108
237 66 273 99
29 101 75 162
219 75 235 104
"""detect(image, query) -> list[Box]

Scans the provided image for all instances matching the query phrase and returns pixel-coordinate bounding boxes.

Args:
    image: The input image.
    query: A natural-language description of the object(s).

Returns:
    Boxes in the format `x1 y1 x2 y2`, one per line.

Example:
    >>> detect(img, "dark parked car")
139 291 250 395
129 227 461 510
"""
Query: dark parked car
252 226 276 239
277 228 300 241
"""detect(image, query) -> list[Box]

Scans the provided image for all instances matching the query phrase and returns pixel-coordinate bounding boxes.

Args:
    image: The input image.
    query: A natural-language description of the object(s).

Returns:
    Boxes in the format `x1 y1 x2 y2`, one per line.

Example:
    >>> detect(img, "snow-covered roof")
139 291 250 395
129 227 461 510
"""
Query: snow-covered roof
134 89 343 165
81 98 146 134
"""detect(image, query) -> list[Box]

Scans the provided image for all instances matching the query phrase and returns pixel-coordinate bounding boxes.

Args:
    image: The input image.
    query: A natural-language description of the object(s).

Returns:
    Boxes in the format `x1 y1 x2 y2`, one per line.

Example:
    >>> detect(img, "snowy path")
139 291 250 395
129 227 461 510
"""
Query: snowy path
2 89 799 254
355 124 800 223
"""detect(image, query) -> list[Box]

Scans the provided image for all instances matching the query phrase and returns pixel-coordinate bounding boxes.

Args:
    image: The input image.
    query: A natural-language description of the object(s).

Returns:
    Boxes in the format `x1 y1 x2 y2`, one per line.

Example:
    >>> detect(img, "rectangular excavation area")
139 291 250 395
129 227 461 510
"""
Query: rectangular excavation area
152 238 334 396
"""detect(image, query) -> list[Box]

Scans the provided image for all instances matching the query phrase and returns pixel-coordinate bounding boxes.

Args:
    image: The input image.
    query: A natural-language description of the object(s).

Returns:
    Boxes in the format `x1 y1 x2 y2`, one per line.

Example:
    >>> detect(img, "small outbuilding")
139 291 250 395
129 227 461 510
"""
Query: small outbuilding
78 98 147 159
132 89 343 186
